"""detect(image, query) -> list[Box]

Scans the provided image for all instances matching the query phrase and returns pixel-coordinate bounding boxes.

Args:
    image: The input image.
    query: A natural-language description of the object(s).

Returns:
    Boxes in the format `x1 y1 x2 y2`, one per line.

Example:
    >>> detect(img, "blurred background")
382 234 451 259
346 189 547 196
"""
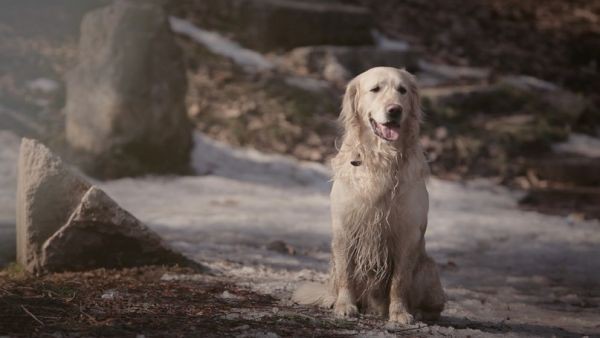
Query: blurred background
1 0 598 218
0 0 599 336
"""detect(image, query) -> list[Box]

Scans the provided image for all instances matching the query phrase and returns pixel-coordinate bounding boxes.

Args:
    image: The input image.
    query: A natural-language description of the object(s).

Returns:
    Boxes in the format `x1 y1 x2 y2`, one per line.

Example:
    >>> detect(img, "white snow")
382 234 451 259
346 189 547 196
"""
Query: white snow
169 17 274 73
284 76 331 93
418 60 491 80
552 132 600 158
372 30 410 51
0 130 599 336
26 78 60 94
500 74 560 92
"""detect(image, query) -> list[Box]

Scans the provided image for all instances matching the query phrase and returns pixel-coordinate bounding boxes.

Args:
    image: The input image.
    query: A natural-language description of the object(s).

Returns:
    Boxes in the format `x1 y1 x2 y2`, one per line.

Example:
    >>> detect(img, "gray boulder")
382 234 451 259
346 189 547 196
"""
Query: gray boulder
65 0 192 179
16 138 91 273
41 187 197 272
177 0 373 51
16 138 200 274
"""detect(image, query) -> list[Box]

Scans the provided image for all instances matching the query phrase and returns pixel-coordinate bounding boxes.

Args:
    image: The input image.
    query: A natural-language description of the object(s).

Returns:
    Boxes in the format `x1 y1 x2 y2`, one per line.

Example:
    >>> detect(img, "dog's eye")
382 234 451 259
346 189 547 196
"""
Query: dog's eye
397 86 407 94
370 86 380 93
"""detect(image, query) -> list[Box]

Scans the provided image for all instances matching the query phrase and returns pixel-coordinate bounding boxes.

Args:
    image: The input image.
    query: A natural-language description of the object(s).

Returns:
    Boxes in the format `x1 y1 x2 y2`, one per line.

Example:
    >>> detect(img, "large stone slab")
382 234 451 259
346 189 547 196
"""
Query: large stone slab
176 0 373 51
16 138 200 274
65 0 192 178
16 138 91 273
41 187 196 272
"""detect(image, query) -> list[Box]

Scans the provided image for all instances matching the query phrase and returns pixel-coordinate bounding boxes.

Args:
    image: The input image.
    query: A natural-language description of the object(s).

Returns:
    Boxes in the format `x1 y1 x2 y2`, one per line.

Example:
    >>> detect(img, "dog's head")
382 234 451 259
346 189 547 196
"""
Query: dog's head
340 67 422 145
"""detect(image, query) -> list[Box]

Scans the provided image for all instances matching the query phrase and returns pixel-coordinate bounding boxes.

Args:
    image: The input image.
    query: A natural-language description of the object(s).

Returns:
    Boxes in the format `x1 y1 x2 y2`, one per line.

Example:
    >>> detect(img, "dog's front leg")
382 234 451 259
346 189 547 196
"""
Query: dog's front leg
331 229 358 317
388 249 416 324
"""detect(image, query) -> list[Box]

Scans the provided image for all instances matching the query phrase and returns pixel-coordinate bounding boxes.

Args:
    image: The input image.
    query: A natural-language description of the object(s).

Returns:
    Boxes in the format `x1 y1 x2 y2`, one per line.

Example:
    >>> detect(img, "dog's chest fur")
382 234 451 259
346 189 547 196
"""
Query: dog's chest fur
332 150 426 289
340 161 410 289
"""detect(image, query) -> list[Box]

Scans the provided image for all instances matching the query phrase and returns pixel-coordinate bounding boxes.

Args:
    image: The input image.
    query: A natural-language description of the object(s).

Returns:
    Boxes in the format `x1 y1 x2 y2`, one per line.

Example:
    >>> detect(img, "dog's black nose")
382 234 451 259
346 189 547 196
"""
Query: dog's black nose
386 104 403 119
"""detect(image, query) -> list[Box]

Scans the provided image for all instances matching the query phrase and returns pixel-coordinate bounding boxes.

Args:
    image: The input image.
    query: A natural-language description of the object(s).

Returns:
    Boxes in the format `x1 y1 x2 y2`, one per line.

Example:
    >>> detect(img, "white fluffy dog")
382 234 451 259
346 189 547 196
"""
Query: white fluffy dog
293 67 445 324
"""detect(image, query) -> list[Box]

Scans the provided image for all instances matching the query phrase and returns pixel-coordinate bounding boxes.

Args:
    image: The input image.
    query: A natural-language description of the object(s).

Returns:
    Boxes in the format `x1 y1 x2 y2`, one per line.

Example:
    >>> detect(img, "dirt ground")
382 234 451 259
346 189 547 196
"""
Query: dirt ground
0 266 351 337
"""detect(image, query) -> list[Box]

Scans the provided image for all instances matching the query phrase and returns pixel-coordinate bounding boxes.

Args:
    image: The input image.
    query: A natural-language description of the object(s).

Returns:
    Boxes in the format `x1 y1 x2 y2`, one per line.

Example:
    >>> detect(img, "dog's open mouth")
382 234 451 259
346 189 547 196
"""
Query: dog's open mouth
369 117 401 141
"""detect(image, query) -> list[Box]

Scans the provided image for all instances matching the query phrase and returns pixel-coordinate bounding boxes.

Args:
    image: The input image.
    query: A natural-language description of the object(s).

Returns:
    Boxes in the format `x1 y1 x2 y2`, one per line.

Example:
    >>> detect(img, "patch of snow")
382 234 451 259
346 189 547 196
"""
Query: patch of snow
101 289 120 300
169 17 274 73
418 60 490 80
284 76 331 93
26 78 60 94
192 133 331 191
501 75 559 91
552 133 600 158
160 273 204 282
220 290 242 300
372 30 409 51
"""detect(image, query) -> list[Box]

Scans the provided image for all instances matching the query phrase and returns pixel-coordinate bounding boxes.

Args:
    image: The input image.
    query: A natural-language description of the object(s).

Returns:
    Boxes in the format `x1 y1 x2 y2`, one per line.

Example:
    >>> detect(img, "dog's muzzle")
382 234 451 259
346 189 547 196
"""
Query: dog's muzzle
369 116 401 141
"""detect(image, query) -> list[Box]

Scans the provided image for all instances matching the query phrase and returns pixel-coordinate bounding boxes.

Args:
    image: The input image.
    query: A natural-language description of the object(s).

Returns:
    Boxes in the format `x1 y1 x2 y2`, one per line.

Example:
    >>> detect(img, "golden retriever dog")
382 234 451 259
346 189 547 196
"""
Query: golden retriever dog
293 67 445 324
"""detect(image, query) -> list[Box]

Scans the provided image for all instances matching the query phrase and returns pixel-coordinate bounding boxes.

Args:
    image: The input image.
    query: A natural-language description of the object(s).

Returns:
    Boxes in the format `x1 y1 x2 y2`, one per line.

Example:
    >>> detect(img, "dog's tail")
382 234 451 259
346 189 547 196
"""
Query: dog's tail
292 282 335 308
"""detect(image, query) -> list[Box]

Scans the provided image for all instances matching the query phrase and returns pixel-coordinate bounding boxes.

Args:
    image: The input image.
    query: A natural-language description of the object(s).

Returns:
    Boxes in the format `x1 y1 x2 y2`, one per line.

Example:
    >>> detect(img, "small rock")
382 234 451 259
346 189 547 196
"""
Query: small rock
434 127 448 140
222 313 241 320
266 240 296 255
232 325 250 331
101 289 119 300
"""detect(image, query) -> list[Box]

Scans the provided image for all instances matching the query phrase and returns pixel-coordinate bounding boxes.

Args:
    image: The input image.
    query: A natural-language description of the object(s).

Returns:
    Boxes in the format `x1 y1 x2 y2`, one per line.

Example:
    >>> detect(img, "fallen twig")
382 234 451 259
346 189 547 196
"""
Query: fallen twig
21 305 44 326
79 304 98 324
387 324 427 334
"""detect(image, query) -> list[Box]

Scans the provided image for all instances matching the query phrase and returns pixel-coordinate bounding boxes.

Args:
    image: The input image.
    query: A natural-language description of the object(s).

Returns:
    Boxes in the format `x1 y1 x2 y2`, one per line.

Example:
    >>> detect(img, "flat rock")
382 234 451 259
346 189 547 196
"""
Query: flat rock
176 0 373 51
41 187 198 272
528 155 600 186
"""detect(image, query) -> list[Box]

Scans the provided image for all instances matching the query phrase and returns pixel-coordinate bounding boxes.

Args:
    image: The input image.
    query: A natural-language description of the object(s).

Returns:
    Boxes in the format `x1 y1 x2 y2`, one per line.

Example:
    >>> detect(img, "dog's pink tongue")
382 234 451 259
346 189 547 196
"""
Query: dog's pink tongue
378 124 400 141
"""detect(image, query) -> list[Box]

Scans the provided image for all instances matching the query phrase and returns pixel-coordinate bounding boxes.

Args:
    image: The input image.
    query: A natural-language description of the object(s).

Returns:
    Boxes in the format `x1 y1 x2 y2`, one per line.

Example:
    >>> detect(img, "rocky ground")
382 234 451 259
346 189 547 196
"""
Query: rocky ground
1 130 600 337
0 266 360 337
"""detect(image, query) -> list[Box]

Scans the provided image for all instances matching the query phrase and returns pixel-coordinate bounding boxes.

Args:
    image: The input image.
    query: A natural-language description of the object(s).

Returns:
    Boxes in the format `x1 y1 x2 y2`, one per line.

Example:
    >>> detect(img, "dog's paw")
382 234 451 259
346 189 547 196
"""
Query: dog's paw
388 305 413 325
334 300 358 318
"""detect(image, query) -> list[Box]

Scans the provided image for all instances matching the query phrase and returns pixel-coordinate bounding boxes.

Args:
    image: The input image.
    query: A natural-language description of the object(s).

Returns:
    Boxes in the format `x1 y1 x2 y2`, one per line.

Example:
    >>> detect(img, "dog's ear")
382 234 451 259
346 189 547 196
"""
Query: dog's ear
404 71 424 123
339 77 360 131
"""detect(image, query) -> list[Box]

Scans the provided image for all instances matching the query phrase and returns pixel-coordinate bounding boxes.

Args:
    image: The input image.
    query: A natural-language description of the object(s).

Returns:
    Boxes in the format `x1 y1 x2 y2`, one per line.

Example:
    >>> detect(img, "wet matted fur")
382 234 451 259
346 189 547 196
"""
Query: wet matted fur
293 67 445 324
